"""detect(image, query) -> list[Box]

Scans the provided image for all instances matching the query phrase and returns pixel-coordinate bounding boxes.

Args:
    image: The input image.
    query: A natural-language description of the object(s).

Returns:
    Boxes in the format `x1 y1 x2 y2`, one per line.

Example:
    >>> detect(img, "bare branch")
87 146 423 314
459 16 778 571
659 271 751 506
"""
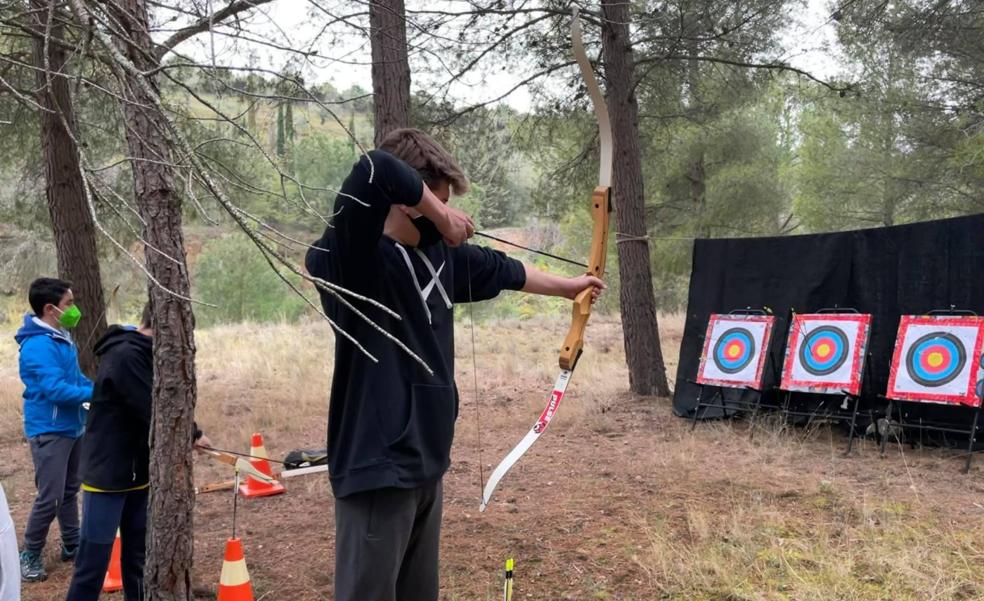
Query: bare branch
153 0 277 61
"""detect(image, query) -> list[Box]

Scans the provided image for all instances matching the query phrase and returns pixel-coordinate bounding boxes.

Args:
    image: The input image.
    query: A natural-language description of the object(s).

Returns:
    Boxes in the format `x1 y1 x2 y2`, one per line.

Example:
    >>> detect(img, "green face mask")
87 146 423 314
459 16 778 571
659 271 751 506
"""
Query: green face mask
54 305 82 329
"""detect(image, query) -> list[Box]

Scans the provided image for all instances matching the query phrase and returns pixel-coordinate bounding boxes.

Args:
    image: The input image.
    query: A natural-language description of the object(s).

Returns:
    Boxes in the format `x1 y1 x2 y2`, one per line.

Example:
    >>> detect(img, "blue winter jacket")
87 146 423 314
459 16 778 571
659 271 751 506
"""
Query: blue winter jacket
15 314 93 438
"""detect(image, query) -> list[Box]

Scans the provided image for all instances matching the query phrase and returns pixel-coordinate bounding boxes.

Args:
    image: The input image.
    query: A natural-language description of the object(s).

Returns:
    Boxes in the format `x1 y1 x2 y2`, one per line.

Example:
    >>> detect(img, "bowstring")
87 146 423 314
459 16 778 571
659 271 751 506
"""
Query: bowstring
466 247 485 500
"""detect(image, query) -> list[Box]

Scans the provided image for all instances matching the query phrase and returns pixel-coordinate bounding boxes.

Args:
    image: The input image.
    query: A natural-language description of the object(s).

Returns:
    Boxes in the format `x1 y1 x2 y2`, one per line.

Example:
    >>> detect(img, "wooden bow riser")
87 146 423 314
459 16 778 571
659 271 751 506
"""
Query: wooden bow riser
559 186 611 370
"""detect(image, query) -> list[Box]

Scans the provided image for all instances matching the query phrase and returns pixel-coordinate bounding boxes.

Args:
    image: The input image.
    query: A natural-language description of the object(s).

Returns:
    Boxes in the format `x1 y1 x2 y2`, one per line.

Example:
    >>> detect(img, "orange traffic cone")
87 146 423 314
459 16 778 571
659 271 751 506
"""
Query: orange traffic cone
238 433 285 498
217 538 254 601
103 530 123 592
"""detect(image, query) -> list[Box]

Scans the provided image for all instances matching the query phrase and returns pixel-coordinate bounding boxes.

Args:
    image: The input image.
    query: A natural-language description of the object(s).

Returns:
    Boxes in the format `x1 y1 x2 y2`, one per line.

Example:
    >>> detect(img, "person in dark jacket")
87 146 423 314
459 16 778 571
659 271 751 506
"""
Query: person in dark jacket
305 128 604 601
64 304 209 601
15 277 92 582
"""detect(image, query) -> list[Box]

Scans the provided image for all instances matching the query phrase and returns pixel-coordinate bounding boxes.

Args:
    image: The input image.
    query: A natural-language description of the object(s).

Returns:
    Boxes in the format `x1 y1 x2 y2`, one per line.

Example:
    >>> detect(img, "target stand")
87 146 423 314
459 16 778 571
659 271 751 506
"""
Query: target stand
690 310 778 431
778 309 873 455
881 311 984 472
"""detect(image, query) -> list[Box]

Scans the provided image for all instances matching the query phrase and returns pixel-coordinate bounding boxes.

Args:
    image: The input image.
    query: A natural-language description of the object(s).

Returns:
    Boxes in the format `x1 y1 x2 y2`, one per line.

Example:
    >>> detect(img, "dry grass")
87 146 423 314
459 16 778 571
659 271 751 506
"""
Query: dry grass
194 320 334 451
0 313 27 449
2 313 983 600
625 420 984 600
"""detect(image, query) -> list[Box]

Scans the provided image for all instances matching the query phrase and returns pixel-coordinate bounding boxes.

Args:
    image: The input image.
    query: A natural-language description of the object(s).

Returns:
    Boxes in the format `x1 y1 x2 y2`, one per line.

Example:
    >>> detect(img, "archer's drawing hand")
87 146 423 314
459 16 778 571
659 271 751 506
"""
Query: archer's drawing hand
565 275 605 301
440 205 475 247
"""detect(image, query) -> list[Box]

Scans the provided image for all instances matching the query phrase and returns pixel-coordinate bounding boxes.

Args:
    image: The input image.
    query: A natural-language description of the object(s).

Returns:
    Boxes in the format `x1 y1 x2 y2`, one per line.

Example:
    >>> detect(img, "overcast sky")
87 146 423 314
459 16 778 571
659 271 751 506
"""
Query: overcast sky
169 0 844 112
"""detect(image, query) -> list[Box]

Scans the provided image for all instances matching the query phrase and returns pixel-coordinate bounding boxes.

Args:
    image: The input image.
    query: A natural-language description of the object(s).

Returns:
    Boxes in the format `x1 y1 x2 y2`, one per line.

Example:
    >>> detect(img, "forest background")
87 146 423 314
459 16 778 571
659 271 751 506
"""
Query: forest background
2 0 979 327
0 2 982 598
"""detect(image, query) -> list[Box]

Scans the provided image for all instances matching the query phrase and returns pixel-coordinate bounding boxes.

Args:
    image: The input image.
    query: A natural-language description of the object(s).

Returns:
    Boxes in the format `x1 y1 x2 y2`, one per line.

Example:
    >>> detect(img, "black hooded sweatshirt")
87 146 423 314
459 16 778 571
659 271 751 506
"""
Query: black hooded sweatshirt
81 326 200 491
305 149 526 499
81 326 153 491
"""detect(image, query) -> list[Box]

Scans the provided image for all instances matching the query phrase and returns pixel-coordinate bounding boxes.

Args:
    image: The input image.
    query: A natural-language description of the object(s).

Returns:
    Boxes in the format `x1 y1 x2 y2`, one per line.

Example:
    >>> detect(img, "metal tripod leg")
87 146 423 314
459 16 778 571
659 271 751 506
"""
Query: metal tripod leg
691 385 705 431
880 400 893 457
748 388 762 441
844 394 860 456
964 404 981 474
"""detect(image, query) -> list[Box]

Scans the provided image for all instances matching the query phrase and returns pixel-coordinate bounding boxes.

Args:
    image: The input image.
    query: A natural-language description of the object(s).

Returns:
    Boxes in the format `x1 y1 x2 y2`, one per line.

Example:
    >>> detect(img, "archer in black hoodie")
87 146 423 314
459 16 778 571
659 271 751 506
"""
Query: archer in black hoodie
305 129 604 601
65 306 205 601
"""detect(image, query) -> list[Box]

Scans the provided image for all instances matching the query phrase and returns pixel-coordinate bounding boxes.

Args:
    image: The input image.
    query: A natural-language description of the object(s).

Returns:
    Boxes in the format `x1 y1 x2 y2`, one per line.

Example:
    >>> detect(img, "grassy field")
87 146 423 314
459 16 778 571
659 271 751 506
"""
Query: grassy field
1 313 982 600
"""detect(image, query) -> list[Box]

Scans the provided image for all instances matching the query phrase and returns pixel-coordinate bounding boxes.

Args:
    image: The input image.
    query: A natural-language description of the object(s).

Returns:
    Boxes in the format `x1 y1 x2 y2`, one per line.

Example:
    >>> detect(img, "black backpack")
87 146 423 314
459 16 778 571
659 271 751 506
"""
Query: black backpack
282 448 329 470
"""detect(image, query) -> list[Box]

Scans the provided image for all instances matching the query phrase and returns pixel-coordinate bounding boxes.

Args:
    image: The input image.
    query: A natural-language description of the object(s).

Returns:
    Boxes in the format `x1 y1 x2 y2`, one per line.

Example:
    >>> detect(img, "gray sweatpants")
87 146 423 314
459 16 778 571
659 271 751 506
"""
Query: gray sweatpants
23 434 82 554
334 480 443 601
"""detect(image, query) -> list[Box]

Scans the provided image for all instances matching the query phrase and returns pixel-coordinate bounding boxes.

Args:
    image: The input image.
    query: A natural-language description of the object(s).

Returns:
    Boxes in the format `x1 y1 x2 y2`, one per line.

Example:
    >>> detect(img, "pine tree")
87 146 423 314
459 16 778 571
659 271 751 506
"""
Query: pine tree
276 102 285 158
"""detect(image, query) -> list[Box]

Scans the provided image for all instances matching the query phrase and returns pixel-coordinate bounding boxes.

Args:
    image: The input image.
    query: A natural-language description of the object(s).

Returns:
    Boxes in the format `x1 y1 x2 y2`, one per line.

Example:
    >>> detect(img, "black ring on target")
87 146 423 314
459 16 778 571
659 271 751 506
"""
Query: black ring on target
712 327 756 374
905 332 966 388
798 326 850 376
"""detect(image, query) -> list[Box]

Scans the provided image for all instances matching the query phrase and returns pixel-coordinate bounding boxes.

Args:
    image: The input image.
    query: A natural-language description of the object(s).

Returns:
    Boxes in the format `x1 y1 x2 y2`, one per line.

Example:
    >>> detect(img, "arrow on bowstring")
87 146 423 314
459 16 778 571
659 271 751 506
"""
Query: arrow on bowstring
474 231 588 269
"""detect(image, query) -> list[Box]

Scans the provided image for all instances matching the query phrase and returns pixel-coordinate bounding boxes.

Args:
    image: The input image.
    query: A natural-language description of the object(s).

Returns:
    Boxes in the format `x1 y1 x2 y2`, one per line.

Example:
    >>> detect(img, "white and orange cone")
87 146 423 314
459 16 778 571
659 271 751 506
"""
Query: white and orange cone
103 530 123 592
217 538 254 601
238 433 285 498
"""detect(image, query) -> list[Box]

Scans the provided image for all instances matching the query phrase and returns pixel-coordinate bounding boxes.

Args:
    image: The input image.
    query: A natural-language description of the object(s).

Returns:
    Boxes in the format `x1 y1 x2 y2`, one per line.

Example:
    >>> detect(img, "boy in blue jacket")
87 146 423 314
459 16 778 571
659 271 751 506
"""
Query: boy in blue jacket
14 277 93 582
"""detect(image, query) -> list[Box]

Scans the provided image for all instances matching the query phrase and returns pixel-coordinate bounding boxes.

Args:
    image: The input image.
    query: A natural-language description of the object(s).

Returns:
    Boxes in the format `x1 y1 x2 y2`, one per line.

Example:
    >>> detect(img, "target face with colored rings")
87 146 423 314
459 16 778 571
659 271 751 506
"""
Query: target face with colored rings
798 326 849 376
712 328 756 374
905 332 966 388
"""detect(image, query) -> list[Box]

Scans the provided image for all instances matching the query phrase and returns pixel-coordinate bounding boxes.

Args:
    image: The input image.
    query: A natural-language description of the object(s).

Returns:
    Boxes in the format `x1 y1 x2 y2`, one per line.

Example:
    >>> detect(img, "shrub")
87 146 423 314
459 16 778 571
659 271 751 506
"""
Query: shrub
194 235 309 326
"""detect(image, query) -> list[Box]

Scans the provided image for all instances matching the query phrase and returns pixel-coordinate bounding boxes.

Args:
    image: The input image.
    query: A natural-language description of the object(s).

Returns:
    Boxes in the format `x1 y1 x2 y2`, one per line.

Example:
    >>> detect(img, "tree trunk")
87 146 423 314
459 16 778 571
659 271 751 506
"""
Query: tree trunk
688 154 708 237
601 0 671 396
30 0 107 376
369 0 411 145
285 101 295 173
881 47 897 227
247 102 257 133
106 2 199 599
276 102 285 157
349 109 358 157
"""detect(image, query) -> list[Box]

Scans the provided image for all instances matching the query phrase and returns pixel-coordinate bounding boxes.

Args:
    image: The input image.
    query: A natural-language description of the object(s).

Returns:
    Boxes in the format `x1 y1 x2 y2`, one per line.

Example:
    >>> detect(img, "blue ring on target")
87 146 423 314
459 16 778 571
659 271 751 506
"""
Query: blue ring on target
798 325 849 376
905 332 966 388
712 327 756 374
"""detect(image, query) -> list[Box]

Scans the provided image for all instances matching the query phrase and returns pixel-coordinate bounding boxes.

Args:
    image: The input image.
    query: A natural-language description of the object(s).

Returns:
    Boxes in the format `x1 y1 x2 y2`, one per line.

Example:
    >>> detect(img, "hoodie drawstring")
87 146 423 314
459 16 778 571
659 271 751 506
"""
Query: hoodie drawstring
394 243 453 325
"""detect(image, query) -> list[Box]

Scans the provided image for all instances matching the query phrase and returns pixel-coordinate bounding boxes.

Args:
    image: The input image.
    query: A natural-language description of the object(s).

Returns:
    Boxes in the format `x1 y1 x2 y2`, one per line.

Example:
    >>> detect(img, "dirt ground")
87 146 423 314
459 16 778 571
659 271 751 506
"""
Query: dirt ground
2 315 983 600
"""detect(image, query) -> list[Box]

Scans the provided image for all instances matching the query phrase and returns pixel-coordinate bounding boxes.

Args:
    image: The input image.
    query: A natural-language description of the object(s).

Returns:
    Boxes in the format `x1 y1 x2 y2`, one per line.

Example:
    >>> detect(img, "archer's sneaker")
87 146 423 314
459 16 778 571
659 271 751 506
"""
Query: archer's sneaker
19 550 47 582
61 542 79 562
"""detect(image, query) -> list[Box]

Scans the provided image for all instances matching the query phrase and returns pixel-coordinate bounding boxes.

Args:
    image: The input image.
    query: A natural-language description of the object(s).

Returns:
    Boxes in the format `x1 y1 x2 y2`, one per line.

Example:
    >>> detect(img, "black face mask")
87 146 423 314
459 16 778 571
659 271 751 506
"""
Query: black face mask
412 215 444 248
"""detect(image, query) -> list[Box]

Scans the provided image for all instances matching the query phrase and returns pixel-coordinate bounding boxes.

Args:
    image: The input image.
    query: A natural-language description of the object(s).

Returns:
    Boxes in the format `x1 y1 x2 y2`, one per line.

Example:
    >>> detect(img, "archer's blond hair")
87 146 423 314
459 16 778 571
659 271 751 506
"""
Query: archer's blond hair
377 128 470 195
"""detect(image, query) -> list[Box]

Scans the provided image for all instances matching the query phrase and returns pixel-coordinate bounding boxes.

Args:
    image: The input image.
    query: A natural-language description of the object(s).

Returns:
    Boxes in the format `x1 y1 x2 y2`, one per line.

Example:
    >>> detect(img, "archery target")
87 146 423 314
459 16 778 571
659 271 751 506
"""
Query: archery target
905 332 965 387
697 314 775 389
799 326 849 375
887 316 984 407
781 314 871 396
712 328 756 374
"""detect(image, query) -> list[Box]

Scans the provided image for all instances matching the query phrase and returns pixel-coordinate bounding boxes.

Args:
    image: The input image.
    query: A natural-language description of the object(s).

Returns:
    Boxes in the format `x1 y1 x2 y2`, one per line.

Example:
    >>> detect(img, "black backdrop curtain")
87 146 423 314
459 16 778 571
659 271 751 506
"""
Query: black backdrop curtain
673 214 984 434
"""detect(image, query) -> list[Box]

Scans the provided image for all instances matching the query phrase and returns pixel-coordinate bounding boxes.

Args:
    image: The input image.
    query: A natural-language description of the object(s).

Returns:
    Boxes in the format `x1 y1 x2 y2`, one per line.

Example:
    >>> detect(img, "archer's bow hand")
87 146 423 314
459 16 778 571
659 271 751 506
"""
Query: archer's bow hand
564 275 606 302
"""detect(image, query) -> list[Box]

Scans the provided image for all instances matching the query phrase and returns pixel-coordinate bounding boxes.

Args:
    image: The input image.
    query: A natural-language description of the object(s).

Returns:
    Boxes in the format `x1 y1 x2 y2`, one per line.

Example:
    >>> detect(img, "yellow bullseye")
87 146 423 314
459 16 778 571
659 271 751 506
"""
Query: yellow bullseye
816 343 831 357
726 344 741 359
927 352 944 368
